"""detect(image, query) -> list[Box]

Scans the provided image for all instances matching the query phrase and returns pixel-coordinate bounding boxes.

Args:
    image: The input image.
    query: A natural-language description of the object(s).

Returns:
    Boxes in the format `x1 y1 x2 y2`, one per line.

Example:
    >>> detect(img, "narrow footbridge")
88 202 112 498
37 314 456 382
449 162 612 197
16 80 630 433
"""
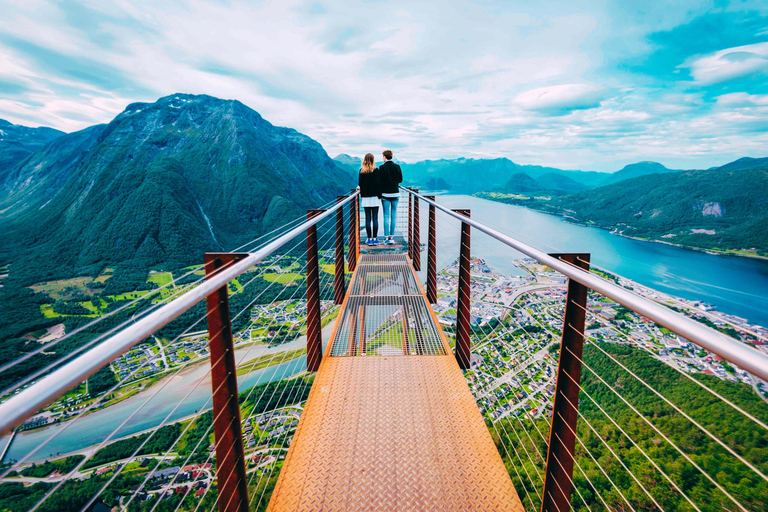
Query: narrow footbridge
267 252 523 511
1 188 766 512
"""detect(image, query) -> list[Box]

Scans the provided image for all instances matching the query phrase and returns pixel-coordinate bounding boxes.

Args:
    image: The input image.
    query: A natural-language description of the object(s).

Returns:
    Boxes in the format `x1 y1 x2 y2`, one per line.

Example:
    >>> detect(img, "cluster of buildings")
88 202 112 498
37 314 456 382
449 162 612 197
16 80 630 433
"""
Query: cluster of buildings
432 257 768 424
119 462 214 505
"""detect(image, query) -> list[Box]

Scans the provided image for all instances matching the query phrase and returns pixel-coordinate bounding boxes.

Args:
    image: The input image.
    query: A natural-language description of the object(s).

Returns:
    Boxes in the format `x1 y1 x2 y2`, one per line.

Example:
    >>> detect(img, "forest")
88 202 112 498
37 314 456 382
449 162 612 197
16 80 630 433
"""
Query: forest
498 343 768 511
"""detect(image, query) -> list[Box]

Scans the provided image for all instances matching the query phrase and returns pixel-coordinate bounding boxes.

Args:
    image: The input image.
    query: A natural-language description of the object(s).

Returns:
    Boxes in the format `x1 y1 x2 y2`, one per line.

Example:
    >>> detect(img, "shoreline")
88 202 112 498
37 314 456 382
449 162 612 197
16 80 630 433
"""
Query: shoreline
474 193 768 262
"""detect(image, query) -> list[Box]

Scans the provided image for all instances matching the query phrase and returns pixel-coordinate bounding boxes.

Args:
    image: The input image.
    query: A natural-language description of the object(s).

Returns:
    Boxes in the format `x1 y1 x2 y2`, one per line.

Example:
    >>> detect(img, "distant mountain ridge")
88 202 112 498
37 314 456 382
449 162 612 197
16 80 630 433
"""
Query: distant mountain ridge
503 172 587 196
400 157 607 193
0 94 354 285
600 161 682 186
478 161 768 256
715 156 768 171
0 119 64 181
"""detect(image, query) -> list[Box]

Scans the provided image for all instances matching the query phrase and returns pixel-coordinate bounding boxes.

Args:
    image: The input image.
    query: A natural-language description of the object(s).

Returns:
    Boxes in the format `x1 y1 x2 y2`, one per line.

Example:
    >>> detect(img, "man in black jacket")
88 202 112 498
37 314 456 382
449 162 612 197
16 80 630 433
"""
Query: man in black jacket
379 149 402 245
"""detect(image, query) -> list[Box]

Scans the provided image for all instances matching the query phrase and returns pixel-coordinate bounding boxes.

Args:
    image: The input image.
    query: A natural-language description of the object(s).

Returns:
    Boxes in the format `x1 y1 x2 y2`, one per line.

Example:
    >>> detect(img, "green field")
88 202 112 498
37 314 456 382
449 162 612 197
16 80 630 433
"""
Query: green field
147 271 174 287
40 303 98 318
263 272 304 284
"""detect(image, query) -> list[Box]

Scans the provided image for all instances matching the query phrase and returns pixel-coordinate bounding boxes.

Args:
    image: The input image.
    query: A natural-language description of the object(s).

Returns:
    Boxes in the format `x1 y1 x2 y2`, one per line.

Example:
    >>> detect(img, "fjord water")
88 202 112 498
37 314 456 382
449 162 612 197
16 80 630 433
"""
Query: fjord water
431 195 768 326
3 344 310 462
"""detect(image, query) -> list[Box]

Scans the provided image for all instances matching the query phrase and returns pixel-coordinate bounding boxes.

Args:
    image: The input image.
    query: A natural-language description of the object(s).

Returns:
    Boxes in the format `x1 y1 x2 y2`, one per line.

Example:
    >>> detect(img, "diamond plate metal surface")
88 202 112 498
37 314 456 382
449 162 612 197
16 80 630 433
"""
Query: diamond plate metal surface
265 356 525 512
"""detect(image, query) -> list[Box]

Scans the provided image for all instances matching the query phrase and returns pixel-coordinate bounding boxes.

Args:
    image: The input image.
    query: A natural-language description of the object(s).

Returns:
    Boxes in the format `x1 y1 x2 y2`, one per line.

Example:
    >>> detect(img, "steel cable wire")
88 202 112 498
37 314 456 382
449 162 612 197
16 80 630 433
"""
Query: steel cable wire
0 202 337 385
158 229 345 512
1 223 324 480
80 217 342 511
436 213 651 511
460 225 704 510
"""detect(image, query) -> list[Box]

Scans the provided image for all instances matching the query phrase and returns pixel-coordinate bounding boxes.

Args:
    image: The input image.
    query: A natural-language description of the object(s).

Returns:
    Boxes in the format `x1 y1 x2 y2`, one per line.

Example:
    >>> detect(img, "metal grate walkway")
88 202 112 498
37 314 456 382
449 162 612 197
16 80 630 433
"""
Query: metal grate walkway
266 253 524 512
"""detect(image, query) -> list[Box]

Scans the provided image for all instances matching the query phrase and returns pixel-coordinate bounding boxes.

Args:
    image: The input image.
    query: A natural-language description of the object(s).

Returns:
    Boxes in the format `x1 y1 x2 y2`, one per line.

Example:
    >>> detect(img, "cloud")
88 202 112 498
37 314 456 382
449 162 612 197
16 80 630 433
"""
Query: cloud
513 84 607 115
685 42 768 84
0 0 766 171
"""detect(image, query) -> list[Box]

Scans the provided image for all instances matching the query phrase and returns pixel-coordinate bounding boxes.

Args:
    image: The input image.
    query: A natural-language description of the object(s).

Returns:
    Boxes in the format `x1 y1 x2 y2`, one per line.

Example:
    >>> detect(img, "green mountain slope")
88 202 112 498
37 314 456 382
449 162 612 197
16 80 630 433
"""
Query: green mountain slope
0 119 64 181
0 93 354 285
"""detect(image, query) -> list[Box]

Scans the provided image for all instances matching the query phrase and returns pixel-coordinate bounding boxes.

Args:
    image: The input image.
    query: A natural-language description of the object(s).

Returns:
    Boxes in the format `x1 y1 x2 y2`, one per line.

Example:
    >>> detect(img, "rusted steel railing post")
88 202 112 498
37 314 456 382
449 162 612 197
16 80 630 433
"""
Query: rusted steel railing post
407 189 413 261
541 253 591 512
413 188 421 271
348 189 357 272
204 252 249 512
454 209 471 369
426 195 437 304
306 209 325 372
356 194 361 256
334 196 346 304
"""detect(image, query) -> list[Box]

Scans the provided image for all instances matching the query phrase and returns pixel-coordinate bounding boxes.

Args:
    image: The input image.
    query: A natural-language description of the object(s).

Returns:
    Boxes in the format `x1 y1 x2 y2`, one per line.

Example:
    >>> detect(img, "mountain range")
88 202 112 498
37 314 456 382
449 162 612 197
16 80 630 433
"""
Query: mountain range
332 155 691 193
0 94 354 287
2 96 766 287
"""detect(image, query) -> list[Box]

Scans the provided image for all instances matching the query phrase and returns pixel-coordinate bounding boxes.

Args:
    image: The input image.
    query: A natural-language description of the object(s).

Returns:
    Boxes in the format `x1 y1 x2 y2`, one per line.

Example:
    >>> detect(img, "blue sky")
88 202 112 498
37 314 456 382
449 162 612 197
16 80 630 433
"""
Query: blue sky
0 0 767 171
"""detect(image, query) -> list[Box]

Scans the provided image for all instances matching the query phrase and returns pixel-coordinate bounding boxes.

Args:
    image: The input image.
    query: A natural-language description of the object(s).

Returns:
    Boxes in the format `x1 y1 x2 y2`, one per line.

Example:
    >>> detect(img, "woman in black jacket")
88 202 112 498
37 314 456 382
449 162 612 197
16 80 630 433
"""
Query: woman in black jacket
358 153 381 245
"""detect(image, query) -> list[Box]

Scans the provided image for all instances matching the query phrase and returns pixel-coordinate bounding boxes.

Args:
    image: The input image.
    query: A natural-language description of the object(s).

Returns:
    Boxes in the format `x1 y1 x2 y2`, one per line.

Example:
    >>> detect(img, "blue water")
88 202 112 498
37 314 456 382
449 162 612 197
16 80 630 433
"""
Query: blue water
3 355 307 462
426 194 768 326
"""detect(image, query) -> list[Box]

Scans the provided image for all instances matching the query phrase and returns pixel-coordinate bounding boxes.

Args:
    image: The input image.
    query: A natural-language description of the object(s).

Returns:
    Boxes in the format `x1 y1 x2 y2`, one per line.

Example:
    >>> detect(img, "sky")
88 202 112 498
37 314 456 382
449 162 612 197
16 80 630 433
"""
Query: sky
1 0 767 171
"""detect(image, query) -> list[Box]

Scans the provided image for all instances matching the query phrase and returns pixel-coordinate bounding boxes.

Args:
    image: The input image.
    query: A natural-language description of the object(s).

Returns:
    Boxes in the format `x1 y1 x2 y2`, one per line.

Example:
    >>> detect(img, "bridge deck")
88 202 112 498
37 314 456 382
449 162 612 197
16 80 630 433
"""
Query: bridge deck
266 253 524 511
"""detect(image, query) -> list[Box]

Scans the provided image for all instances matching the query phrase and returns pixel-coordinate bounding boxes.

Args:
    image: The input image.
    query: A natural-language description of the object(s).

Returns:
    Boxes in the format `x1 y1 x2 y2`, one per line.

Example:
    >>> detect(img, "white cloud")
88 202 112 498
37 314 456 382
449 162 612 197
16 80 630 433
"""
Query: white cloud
513 84 606 114
685 42 768 84
0 0 766 170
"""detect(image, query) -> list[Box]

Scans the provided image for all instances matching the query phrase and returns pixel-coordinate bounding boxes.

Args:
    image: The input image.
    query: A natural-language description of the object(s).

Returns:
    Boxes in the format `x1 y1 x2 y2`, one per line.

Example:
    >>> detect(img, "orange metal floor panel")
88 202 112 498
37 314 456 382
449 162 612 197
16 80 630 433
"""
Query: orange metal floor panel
265 356 525 512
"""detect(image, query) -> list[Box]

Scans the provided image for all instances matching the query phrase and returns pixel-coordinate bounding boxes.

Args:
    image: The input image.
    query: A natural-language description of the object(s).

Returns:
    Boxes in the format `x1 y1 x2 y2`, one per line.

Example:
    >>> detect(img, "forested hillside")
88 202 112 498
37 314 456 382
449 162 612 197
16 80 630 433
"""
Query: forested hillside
0 94 354 285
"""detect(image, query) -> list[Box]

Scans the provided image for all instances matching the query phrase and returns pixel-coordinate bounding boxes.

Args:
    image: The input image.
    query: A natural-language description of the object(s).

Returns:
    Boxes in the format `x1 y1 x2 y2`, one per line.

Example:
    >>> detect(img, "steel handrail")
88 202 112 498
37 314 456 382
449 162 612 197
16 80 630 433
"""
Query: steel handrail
401 187 768 382
0 192 359 435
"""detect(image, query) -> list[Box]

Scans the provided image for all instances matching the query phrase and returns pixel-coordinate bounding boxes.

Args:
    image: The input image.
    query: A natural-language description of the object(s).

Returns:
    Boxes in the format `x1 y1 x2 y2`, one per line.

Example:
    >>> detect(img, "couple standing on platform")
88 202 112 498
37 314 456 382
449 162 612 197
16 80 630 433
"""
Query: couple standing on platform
357 149 403 246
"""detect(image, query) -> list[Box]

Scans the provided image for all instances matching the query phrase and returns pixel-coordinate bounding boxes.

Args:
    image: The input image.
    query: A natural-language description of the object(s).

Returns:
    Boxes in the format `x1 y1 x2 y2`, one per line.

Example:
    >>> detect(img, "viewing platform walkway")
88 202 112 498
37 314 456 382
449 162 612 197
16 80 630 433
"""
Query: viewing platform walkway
266 252 524 511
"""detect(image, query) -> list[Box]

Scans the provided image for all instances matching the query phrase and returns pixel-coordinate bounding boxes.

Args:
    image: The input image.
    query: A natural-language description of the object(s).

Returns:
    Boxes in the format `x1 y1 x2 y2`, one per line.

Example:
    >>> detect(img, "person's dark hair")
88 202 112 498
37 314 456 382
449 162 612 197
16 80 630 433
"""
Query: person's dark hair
382 149 393 160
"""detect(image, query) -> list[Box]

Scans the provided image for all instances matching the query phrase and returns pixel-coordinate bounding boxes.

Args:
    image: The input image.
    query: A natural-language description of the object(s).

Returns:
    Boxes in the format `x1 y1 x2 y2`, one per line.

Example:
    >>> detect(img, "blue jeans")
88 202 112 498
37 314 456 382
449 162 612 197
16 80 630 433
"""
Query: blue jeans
382 197 399 237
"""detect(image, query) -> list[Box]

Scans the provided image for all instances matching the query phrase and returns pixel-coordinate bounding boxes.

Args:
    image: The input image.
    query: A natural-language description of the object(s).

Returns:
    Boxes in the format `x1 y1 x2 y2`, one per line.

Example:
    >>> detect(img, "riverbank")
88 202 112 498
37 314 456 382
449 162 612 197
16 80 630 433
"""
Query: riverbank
474 192 768 261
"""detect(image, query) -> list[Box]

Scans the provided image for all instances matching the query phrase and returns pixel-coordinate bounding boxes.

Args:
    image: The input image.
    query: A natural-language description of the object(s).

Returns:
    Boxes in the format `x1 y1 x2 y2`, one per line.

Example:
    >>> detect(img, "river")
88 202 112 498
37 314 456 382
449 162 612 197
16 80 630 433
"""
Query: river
2 332 329 462
4 193 767 462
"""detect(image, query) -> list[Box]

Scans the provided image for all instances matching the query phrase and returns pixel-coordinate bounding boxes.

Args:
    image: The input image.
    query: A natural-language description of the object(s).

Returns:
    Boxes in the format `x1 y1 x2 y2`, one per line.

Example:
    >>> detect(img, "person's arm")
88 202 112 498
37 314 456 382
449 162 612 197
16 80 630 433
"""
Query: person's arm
375 169 382 198
396 164 403 184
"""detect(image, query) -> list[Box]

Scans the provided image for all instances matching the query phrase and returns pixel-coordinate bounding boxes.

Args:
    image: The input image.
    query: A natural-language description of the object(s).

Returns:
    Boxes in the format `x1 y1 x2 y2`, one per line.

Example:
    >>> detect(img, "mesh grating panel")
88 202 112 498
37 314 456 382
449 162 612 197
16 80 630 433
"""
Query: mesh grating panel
330 296 446 356
359 253 409 265
349 265 421 296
